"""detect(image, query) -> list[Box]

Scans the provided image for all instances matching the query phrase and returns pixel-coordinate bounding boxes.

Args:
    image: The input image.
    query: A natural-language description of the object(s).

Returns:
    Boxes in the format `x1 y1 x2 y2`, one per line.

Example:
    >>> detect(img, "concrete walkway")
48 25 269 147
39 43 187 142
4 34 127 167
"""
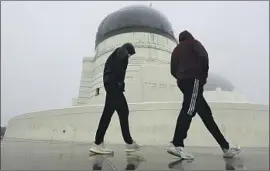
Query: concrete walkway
1 139 269 170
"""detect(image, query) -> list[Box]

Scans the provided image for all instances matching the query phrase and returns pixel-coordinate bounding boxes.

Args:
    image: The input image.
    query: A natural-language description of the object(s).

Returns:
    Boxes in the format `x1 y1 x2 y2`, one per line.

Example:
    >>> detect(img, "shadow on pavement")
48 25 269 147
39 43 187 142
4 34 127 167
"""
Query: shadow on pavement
89 152 147 170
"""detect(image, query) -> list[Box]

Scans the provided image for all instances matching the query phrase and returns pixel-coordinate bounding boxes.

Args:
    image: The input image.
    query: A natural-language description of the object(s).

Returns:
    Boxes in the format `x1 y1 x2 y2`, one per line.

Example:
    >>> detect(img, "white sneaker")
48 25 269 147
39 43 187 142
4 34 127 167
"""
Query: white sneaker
167 146 194 160
223 145 241 158
125 140 142 152
89 142 114 155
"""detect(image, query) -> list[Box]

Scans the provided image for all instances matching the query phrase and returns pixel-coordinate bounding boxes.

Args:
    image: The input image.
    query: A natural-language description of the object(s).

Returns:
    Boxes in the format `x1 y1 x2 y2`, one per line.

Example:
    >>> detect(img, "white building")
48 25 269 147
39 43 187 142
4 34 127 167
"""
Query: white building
4 5 269 147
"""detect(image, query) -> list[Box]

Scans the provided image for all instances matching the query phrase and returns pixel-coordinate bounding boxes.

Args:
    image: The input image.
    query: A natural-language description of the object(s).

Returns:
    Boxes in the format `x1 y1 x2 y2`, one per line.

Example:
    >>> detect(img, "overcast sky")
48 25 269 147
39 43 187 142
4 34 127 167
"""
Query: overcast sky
1 1 269 126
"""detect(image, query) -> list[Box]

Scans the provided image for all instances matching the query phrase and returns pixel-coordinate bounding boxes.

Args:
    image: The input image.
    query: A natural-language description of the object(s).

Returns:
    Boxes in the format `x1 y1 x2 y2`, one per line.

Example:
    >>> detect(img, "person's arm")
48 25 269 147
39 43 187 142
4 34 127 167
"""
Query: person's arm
116 47 129 91
170 47 179 79
109 47 127 74
104 49 120 84
117 47 129 60
193 40 209 77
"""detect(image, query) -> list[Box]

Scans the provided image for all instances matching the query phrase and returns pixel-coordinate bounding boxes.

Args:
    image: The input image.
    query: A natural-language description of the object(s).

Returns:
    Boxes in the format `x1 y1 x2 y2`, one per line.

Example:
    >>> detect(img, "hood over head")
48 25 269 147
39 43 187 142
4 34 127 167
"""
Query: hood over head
179 30 194 42
122 43 136 56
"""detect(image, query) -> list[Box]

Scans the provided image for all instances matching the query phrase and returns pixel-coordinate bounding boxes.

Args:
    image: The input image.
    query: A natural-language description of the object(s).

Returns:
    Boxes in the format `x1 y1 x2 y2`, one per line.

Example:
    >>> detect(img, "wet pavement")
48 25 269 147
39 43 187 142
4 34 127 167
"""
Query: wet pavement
1 139 269 170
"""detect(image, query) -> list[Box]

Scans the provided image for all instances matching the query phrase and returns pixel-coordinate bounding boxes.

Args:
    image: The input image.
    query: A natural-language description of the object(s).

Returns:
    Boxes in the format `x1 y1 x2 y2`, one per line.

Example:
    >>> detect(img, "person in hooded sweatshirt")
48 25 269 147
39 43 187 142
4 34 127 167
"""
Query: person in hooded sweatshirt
90 43 141 154
168 30 241 160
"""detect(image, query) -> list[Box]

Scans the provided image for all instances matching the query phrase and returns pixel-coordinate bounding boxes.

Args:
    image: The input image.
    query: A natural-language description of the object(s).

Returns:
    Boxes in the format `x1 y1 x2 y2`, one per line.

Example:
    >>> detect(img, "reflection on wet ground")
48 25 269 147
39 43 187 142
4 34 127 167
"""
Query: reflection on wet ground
1 139 269 170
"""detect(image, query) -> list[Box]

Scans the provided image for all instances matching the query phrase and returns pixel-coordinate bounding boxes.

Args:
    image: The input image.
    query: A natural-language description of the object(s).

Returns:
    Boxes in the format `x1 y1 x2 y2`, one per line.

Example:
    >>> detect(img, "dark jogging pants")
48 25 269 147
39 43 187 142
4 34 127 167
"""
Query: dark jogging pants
95 87 133 145
172 78 229 150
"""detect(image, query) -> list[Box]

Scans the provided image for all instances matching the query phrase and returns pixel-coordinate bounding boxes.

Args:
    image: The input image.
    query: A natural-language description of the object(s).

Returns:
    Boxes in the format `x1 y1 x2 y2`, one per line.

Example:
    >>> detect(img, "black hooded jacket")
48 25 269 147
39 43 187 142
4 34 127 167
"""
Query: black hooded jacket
170 30 209 84
103 43 135 92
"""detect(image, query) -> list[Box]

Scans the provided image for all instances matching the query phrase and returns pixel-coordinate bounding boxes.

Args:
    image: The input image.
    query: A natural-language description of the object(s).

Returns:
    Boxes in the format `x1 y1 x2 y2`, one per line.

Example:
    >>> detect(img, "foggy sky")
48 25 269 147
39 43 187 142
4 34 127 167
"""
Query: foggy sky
1 1 269 126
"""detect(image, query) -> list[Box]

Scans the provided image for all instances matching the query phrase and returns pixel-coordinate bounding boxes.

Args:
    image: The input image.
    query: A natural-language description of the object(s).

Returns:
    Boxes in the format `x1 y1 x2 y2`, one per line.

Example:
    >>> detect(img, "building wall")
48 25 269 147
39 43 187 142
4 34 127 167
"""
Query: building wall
74 32 248 106
74 32 176 105
5 32 264 147
4 102 269 147
76 63 249 105
76 57 95 105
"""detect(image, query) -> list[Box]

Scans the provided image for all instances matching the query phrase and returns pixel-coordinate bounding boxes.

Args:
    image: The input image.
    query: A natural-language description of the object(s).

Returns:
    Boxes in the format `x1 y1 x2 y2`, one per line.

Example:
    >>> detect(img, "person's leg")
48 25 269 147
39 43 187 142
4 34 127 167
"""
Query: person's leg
172 79 199 147
94 91 116 145
196 96 229 149
115 92 133 144
168 78 200 160
196 95 241 157
115 91 141 152
172 109 193 147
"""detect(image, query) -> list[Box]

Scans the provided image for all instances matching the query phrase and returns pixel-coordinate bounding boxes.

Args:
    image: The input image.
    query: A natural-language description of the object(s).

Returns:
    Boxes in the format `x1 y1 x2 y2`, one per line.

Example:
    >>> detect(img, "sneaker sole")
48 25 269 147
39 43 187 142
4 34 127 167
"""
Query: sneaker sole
89 149 114 155
223 149 241 158
167 150 194 160
89 153 114 157
125 147 143 153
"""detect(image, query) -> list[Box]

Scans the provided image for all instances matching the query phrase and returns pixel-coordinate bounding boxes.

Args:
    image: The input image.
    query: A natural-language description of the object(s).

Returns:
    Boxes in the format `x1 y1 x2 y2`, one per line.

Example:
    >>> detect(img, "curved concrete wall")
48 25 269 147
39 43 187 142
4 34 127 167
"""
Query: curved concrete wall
4 102 269 147
6 32 266 148
74 32 249 106
75 32 176 105
76 63 249 106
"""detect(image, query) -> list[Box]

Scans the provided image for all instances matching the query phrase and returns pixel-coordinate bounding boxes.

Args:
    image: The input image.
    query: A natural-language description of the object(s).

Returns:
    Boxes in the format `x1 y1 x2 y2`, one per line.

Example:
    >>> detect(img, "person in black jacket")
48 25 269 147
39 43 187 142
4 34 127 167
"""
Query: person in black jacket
168 30 241 160
90 43 141 154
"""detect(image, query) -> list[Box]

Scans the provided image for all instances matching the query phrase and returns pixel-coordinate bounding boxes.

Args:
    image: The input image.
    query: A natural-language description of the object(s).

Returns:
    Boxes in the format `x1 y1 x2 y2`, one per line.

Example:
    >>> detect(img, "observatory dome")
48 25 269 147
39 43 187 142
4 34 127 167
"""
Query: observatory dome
95 5 177 48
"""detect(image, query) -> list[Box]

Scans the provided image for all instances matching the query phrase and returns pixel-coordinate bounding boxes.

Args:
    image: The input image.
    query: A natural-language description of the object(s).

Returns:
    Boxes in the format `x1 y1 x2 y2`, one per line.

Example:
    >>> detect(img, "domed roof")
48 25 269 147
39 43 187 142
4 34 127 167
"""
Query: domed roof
95 5 177 48
205 73 235 91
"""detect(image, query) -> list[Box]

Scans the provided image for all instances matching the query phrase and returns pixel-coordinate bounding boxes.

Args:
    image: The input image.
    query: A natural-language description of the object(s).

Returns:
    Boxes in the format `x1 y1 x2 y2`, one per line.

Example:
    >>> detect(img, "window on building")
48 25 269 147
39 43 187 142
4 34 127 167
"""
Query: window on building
95 88 100 96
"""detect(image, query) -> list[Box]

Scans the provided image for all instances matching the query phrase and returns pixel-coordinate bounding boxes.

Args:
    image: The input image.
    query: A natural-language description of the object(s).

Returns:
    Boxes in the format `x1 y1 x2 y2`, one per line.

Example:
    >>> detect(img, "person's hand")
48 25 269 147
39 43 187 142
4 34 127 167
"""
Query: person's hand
118 82 125 92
